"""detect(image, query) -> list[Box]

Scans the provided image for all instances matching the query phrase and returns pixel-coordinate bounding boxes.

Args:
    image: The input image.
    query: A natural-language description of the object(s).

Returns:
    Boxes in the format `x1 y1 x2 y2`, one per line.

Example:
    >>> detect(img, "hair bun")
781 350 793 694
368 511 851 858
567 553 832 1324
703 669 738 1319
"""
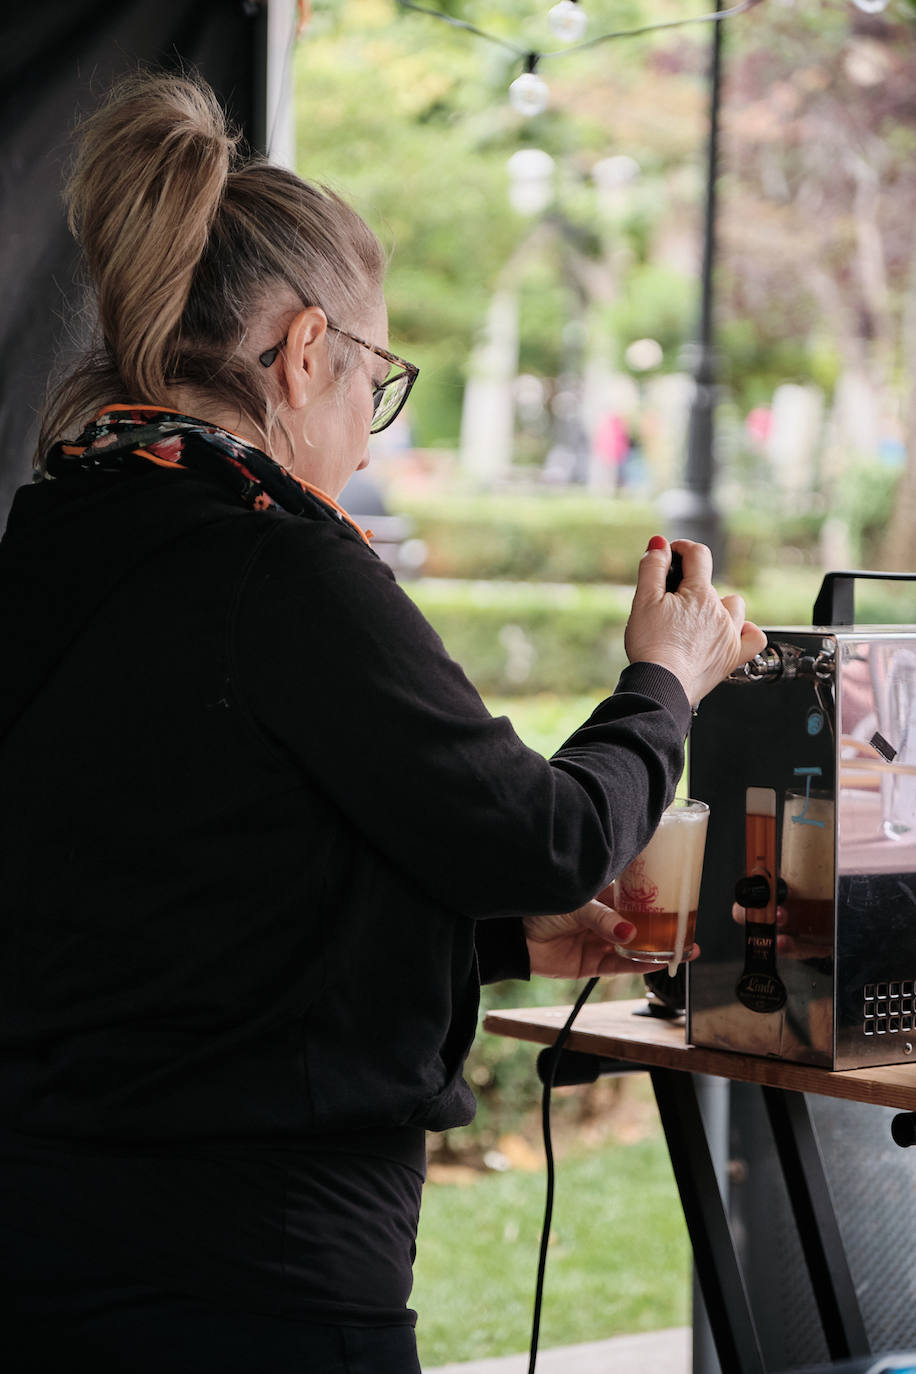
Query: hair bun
67 71 239 398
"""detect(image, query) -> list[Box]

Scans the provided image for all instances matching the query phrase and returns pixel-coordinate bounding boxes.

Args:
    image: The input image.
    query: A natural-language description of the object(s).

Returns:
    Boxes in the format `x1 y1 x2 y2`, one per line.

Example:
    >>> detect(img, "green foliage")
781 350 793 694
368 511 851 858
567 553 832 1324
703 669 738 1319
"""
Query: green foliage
393 482 914 692
300 0 916 540
717 318 842 415
726 506 826 590
603 262 695 367
296 1 524 443
853 579 916 624
725 459 903 581
394 483 891 603
517 260 579 378
404 520 916 703
723 454 906 588
395 338 466 449
405 577 632 694
396 491 658 581
296 2 715 444
834 462 905 566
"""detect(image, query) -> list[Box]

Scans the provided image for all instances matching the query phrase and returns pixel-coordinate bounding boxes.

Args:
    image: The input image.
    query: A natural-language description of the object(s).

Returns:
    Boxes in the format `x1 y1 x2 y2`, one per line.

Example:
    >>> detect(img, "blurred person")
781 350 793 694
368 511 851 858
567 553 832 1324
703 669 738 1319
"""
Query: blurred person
593 410 630 491
0 72 765 1373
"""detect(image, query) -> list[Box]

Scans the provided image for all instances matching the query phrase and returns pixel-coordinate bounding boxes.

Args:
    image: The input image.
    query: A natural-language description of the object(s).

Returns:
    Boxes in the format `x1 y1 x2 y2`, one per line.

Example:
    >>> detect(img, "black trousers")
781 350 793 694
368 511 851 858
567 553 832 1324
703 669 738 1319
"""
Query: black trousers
0 1224 422 1373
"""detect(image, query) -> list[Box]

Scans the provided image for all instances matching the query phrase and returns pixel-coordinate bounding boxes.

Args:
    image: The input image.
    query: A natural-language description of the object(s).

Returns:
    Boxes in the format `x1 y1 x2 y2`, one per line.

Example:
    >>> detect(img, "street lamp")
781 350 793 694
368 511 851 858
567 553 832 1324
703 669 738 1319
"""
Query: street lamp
660 0 726 572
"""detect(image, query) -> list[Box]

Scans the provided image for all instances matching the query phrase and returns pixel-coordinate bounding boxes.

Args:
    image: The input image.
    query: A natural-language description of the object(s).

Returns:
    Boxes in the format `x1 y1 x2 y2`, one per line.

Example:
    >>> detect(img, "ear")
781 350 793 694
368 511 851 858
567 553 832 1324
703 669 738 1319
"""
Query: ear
277 306 328 410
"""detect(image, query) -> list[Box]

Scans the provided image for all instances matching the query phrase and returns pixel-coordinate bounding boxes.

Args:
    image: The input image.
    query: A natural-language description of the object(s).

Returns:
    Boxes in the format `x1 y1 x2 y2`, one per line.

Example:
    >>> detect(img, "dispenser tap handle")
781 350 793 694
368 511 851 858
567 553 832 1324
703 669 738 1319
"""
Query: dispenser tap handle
734 875 787 908
735 874 771 908
728 647 784 682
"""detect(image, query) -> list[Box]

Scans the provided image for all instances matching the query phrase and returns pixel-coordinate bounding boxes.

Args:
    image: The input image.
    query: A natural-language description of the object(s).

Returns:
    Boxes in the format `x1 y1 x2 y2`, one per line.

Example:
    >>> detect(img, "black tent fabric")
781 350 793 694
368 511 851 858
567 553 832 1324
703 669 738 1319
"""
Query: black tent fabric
0 0 264 525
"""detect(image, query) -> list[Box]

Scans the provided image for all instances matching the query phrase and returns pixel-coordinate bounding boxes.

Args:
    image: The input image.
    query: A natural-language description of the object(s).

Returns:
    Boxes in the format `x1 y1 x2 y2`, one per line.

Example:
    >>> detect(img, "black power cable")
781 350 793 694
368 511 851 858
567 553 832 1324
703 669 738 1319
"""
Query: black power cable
527 975 600 1374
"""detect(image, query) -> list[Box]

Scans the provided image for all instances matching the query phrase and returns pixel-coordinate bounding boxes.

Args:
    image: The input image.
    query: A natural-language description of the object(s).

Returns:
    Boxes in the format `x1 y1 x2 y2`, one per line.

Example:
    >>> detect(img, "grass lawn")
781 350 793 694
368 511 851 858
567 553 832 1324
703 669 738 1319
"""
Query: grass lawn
412 1122 691 1367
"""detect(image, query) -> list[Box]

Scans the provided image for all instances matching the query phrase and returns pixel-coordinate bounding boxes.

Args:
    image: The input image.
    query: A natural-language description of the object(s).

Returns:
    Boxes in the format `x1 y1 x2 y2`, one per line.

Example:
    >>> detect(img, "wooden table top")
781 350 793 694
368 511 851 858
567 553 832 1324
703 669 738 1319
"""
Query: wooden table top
483 998 916 1113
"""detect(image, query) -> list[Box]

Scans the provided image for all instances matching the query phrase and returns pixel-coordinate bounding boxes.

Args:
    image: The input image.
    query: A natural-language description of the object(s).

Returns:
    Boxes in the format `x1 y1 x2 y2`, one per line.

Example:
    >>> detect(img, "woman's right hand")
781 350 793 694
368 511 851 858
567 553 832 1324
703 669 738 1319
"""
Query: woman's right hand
624 536 767 706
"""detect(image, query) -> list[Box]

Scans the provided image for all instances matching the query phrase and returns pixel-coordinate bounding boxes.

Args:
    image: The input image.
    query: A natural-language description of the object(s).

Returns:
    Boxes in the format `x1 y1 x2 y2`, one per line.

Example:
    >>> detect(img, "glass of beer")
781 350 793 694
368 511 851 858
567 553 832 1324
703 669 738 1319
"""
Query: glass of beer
607 798 709 966
781 789 835 948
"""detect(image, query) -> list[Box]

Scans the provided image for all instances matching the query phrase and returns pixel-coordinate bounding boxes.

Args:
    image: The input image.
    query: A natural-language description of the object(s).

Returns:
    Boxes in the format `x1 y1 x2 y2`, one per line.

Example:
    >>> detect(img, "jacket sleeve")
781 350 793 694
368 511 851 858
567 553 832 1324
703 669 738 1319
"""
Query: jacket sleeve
230 516 691 922
475 917 530 984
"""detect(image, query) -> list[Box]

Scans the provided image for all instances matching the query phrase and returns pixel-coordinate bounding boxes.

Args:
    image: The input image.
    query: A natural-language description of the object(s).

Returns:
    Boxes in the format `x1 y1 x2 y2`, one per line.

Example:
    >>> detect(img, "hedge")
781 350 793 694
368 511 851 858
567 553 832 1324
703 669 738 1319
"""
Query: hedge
391 459 907 587
405 578 633 695
393 490 832 586
394 491 659 583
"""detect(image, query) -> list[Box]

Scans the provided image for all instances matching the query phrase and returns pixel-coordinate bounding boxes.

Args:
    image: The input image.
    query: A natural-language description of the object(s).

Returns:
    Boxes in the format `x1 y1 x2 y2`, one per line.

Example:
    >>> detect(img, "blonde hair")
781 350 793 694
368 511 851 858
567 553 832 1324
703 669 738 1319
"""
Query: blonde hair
38 70 385 465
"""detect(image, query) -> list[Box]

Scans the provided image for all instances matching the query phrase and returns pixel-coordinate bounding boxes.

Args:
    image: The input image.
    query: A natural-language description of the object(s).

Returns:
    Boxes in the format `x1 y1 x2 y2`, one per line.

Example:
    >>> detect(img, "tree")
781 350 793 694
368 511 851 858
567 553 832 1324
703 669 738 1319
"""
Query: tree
717 0 916 566
294 1 710 445
297 0 916 559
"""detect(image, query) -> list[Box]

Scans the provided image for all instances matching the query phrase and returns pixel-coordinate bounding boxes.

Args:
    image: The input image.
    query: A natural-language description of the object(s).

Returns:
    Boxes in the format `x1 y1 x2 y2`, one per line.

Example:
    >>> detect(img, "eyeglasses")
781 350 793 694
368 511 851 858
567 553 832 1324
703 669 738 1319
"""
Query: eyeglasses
258 326 419 435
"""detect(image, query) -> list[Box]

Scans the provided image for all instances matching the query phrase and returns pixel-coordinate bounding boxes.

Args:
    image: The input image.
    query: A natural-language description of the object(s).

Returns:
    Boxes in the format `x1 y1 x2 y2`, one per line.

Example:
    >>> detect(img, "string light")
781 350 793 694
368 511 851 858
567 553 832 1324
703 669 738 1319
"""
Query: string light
507 148 556 213
548 1 588 44
509 55 550 117
397 2 763 116
396 0 762 62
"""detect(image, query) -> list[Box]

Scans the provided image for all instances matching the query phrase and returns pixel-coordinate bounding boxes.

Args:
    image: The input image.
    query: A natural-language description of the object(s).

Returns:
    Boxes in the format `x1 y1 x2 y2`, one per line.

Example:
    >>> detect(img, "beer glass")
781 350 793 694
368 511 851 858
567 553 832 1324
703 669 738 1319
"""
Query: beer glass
608 798 709 966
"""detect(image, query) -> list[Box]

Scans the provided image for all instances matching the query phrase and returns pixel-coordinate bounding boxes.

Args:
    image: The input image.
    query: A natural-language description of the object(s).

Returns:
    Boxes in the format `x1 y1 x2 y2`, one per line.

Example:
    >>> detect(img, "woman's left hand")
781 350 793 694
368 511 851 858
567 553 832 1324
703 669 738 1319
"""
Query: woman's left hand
523 900 661 978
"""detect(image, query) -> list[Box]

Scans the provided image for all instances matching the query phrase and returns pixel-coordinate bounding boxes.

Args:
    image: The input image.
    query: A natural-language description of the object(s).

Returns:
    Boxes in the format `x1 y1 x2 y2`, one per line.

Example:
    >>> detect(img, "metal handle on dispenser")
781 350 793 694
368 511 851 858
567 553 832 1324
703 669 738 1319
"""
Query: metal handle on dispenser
812 570 916 628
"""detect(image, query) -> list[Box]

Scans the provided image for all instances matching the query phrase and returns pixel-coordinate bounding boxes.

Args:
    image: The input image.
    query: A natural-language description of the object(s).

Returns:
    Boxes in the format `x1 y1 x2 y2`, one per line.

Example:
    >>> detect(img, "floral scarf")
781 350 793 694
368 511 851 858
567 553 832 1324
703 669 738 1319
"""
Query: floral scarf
44 405 372 544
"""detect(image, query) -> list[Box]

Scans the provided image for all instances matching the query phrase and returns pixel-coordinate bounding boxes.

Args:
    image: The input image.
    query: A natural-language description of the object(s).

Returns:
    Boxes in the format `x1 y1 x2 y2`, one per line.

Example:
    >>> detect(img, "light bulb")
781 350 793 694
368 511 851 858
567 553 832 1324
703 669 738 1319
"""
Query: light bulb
592 154 641 194
845 36 890 85
509 71 549 117
507 148 556 214
548 0 588 44
625 338 663 372
852 0 889 12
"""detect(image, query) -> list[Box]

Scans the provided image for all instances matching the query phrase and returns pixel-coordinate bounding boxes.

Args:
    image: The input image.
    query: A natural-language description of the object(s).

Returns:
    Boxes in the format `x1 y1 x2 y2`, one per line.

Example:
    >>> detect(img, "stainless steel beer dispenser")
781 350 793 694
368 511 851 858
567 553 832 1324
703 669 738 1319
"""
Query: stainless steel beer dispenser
687 571 916 1069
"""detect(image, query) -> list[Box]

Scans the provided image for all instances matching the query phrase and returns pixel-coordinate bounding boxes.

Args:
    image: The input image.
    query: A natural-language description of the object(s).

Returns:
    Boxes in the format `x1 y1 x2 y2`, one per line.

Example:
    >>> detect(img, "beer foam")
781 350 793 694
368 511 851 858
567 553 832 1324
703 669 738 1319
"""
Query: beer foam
629 805 708 912
781 794 834 900
746 787 776 817
670 823 696 976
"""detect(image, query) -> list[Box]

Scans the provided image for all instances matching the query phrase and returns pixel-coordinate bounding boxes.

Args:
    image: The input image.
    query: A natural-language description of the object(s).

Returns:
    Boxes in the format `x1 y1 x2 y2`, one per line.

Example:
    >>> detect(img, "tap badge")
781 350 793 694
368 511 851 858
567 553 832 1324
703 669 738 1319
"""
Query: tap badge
806 707 824 737
736 784 787 1014
736 967 787 1014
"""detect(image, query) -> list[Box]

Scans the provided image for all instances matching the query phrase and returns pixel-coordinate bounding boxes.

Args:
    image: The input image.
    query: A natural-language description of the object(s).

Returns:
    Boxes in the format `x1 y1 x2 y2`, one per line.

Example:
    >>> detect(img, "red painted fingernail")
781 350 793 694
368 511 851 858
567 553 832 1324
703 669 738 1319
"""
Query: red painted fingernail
614 920 636 941
647 535 667 551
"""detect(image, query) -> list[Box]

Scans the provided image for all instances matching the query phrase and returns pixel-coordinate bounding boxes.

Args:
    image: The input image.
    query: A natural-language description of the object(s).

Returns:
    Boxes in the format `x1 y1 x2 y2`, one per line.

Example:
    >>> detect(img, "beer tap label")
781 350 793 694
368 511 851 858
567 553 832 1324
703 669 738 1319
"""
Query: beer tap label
735 929 787 1013
736 786 787 1014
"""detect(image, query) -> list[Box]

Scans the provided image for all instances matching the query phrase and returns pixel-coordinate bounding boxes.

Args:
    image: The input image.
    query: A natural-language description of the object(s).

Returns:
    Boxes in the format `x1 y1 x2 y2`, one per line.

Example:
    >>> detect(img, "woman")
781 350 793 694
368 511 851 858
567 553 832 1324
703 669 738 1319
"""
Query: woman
0 73 765 1372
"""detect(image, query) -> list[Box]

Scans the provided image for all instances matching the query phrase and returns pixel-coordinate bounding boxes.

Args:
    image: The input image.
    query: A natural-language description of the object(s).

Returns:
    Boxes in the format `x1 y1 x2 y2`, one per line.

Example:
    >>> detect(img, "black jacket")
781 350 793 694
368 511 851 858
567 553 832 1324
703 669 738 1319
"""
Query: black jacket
0 465 690 1151
0 461 693 1317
